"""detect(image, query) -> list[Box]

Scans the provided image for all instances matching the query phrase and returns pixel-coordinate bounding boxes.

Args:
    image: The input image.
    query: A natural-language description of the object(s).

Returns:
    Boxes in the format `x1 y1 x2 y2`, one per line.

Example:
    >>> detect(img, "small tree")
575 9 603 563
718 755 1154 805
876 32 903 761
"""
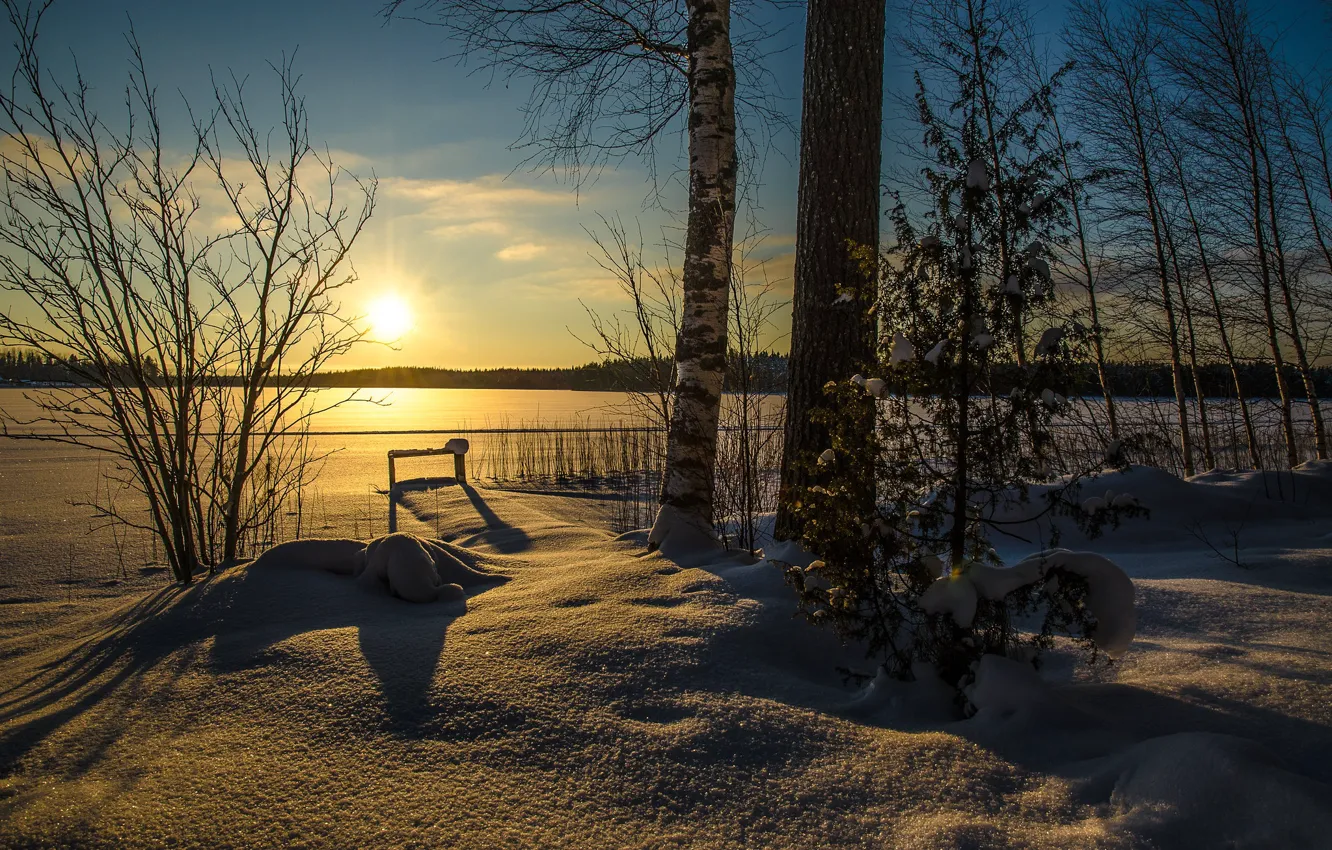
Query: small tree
785 66 1141 689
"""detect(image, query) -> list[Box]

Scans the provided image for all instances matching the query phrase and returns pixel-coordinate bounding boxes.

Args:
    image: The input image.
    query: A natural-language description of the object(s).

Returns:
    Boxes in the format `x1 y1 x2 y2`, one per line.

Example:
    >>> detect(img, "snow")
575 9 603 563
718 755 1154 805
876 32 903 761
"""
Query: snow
1003 275 1022 295
918 571 979 627
917 550 1135 659
924 339 949 364
864 377 886 398
1 459 1331 847
832 292 853 305
1041 387 1065 409
647 502 722 560
1034 326 1064 356
888 332 915 364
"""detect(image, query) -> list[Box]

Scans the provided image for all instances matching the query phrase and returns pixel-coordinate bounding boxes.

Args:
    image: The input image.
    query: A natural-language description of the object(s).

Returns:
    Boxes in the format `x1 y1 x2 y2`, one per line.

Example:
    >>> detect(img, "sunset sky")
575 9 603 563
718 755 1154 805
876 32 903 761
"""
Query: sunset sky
22 0 1331 369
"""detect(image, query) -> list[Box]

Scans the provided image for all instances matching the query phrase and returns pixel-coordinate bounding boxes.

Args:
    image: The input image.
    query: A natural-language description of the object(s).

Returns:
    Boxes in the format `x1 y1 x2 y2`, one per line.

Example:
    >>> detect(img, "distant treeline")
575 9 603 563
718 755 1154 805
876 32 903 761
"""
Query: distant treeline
305 354 792 393
5 348 1332 399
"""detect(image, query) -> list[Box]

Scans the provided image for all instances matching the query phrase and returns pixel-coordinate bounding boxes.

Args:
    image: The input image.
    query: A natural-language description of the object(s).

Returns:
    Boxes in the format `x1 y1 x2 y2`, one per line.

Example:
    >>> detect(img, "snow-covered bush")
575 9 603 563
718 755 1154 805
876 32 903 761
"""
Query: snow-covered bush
783 63 1144 691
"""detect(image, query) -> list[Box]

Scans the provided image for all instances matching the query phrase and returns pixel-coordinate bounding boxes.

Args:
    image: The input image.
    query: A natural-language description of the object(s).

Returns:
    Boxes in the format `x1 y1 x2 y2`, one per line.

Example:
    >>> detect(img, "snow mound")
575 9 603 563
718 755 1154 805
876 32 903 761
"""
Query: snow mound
248 537 366 575
1079 732 1332 848
965 654 1049 721
358 532 463 603
647 503 723 561
251 533 507 604
919 550 1136 657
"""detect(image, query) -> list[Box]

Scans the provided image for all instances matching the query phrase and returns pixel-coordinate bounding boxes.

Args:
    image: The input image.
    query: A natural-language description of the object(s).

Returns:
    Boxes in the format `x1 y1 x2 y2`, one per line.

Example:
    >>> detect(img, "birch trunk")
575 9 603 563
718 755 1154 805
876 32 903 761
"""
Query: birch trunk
649 0 737 550
1164 220 1215 470
1159 102 1262 468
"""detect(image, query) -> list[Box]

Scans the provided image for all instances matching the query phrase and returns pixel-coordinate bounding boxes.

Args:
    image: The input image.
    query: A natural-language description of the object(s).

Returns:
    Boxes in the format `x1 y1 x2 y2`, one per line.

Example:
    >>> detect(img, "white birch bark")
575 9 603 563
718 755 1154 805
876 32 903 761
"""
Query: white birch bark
648 0 736 553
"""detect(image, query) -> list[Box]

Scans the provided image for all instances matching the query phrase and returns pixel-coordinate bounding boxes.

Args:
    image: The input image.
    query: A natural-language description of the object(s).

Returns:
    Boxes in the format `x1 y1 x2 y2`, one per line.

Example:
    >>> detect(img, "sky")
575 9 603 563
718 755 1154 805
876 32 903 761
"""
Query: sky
11 0 1331 369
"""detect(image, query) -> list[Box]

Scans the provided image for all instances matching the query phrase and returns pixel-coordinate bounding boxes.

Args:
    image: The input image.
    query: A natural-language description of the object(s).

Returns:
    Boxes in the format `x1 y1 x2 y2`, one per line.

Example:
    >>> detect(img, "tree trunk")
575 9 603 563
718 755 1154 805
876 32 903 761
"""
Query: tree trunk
650 0 737 550
966 0 1022 368
1129 103 1194 476
1162 104 1262 468
774 0 885 541
1164 221 1215 470
1050 106 1117 440
1258 128 1327 461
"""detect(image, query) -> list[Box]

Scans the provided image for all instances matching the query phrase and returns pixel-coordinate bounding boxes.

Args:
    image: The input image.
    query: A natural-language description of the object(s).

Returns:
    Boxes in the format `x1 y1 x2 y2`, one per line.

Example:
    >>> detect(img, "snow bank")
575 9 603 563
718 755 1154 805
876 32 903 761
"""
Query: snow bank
3 481 1330 849
249 533 505 603
648 503 723 561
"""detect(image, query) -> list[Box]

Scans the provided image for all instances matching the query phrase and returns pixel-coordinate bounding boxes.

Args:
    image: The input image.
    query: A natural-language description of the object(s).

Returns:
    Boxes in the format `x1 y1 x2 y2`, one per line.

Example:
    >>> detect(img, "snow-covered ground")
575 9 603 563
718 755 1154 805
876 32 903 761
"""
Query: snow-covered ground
1 461 1331 848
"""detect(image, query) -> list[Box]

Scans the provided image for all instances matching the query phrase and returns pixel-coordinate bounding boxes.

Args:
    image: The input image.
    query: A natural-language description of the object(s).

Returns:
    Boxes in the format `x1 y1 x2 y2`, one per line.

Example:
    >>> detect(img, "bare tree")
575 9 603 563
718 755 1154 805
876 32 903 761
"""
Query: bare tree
577 215 680 436
649 0 738 549
0 2 375 581
1068 0 1196 475
202 60 376 564
1155 0 1299 468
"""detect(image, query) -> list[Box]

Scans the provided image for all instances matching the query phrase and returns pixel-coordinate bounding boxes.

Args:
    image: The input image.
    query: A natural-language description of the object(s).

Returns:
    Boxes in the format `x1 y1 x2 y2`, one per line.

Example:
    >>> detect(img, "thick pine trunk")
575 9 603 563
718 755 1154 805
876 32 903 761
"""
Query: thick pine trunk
774 0 885 541
649 0 737 550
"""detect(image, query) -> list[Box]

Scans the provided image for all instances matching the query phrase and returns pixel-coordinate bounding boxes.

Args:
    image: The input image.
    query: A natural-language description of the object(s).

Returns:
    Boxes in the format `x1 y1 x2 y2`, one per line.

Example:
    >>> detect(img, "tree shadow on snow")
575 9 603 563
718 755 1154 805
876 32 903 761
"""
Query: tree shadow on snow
0 562 500 779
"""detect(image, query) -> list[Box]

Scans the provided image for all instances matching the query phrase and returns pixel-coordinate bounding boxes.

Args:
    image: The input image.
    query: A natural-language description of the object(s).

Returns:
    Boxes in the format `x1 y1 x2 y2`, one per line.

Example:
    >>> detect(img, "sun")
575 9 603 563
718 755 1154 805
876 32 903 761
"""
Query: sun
368 294 413 342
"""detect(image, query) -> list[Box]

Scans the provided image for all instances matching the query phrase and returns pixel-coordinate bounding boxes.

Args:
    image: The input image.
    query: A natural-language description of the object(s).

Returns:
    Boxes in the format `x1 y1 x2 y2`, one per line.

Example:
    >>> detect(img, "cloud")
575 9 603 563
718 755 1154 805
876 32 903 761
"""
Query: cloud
495 242 549 262
382 174 568 222
428 220 511 240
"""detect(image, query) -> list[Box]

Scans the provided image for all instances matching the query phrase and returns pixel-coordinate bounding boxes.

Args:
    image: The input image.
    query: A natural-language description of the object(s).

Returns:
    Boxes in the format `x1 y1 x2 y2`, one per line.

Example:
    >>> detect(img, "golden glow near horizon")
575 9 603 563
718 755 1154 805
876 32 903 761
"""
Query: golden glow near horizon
367 294 414 342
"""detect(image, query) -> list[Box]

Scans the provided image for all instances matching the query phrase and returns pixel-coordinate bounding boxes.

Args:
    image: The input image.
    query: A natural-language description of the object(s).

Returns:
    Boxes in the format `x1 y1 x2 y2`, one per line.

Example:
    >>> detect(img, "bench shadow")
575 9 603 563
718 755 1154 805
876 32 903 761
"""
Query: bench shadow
456 483 532 554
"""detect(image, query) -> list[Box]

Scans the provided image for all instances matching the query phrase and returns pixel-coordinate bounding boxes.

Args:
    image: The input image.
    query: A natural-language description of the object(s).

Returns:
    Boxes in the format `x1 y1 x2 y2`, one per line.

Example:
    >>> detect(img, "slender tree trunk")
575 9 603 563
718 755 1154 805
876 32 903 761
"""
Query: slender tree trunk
1128 102 1194 476
1165 119 1261 468
1242 134 1298 470
650 0 737 548
1049 108 1118 439
1258 129 1327 461
774 0 885 541
1164 220 1215 470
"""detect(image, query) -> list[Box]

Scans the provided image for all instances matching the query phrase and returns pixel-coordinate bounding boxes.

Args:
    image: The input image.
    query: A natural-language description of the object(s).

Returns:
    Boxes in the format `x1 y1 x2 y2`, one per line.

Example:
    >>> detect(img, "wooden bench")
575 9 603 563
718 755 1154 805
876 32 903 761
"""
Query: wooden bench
386 439 470 534
388 438 470 493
